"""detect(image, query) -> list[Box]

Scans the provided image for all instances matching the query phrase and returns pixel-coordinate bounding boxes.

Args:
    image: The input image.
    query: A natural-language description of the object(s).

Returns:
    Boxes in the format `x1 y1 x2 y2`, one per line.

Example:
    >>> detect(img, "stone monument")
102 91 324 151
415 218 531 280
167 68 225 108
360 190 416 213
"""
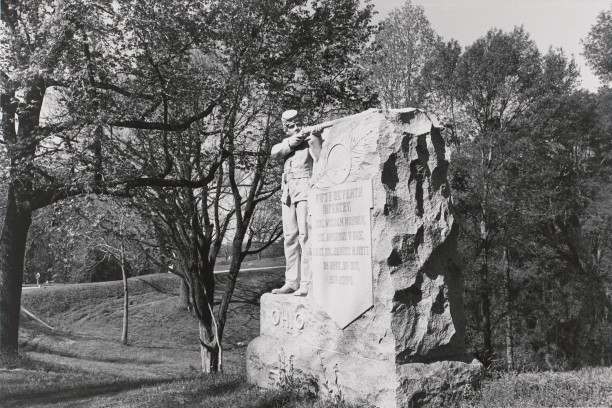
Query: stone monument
247 108 482 407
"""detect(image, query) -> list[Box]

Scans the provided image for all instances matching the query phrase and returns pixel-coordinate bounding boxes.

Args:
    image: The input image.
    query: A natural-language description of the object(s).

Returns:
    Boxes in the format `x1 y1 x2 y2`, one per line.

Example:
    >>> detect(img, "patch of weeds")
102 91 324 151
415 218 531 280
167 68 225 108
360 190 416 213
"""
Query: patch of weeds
274 349 318 400
429 380 480 407
272 349 356 407
449 367 612 408
316 352 345 406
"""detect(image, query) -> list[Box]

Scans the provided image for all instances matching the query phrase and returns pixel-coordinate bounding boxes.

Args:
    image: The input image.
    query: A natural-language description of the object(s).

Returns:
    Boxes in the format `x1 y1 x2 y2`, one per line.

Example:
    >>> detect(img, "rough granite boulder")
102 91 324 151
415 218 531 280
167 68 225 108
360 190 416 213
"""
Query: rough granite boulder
247 108 482 407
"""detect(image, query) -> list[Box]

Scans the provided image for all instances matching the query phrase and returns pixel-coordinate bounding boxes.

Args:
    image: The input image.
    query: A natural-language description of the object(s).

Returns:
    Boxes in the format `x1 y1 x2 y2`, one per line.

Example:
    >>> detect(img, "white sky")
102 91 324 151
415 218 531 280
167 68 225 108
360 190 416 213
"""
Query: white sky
371 0 610 92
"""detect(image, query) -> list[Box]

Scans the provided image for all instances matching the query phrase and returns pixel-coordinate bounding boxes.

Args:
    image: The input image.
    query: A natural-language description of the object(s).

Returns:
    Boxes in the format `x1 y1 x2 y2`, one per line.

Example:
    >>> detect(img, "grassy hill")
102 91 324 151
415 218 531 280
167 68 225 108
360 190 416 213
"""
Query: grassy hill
3 270 611 407
8 270 297 407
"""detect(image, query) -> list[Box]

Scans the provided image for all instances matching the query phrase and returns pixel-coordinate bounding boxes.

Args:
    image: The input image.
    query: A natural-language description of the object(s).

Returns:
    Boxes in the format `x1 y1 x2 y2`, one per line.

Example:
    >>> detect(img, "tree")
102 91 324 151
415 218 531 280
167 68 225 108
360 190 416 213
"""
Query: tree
446 28 590 368
131 0 376 372
583 5 612 82
24 196 159 284
364 0 440 108
1 0 376 369
88 208 139 345
451 27 547 366
521 89 612 368
246 192 283 261
450 38 612 370
419 39 464 148
0 0 222 363
365 4 612 369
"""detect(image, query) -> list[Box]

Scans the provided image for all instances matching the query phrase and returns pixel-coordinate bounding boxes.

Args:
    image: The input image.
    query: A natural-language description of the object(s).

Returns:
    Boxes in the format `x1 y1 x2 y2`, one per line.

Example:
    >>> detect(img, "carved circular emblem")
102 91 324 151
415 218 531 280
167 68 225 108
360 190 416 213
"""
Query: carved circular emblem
326 143 351 185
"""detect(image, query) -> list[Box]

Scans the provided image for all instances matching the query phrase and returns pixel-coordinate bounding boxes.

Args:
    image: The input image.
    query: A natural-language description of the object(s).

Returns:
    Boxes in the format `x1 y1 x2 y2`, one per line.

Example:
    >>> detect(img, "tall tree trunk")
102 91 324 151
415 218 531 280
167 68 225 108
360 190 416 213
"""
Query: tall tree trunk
481 274 492 367
179 278 192 311
195 277 220 373
120 215 129 345
503 246 514 371
217 233 245 339
189 262 219 373
199 320 219 372
0 184 33 364
480 221 493 367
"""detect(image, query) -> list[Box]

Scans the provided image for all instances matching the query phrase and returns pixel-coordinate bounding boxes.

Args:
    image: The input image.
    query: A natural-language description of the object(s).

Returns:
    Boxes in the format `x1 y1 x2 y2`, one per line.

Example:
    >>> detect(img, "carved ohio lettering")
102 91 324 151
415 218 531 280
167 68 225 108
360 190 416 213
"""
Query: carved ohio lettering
271 307 305 330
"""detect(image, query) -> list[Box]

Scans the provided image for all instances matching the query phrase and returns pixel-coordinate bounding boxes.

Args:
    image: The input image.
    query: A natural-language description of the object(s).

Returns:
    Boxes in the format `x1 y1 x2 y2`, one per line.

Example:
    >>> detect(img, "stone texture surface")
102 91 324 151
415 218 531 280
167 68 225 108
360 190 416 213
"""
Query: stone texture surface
247 294 398 406
247 109 482 407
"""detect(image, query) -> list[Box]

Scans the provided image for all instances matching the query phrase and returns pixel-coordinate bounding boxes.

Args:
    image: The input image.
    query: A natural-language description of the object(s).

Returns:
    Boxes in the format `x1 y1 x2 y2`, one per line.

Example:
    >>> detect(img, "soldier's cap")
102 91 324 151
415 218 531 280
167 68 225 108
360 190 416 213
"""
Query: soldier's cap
281 109 299 122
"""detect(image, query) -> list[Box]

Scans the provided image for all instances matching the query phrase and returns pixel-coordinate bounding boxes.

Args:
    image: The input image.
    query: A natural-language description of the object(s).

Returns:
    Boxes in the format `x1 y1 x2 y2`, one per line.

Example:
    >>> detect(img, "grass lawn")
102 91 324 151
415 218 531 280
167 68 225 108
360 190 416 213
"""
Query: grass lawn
7 268 291 407
4 265 612 407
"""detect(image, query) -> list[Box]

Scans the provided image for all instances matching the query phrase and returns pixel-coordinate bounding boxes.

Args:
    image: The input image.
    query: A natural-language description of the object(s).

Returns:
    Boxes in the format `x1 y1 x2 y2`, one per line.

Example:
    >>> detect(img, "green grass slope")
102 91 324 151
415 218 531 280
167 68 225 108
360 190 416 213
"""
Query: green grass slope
2 270 611 407
4 270 290 407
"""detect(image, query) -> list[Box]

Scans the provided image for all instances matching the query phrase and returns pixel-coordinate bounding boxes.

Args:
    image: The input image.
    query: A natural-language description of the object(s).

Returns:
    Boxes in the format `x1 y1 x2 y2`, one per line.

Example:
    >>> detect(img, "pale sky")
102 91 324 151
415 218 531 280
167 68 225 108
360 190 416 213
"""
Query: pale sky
371 0 610 92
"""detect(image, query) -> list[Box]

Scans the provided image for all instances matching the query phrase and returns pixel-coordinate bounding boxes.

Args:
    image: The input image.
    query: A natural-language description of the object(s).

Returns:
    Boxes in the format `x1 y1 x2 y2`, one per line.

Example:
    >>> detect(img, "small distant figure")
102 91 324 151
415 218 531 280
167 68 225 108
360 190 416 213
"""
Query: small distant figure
36 272 41 287
270 109 322 296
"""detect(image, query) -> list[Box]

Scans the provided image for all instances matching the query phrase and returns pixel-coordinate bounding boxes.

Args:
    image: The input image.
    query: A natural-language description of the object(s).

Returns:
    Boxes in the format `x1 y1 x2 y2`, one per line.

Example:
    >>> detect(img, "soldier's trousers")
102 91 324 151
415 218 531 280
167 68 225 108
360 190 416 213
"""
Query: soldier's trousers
281 200 311 288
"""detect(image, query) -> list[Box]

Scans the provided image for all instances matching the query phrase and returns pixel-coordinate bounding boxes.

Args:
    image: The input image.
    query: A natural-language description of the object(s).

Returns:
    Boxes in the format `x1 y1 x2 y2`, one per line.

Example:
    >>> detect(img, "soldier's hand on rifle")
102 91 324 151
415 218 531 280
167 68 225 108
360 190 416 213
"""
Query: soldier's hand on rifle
304 125 323 143
288 132 306 148
302 125 322 135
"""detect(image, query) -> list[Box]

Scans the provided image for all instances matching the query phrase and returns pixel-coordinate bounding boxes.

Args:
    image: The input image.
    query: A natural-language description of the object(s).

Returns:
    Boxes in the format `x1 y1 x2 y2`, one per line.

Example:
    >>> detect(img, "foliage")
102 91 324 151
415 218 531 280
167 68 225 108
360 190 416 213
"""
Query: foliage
504 90 612 370
364 0 439 108
451 31 612 370
452 368 612 407
449 32 611 369
274 350 349 407
0 0 376 364
583 4 612 82
446 27 578 367
24 196 160 283
370 2 612 370
275 351 319 400
419 39 463 145
111 0 378 372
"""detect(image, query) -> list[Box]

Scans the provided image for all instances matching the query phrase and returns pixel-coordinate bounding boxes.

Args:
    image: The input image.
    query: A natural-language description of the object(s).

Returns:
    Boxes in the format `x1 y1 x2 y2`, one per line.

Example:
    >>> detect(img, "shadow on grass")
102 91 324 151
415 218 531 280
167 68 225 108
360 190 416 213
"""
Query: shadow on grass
22 342 164 366
20 328 176 364
204 378 247 398
3 377 181 407
22 324 198 352
20 321 72 339
5 374 248 408
134 277 178 296
137 344 199 352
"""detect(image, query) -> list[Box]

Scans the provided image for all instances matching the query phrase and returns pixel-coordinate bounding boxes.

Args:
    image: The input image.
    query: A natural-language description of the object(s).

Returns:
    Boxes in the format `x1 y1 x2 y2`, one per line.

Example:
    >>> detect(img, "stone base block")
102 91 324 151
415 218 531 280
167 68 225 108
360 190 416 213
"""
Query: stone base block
247 334 396 406
247 333 482 407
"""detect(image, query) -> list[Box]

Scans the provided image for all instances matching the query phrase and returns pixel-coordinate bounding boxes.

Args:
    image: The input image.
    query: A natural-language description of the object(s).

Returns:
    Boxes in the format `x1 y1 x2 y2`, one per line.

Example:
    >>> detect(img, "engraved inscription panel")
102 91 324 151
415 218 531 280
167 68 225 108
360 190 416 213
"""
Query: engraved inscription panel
309 179 374 328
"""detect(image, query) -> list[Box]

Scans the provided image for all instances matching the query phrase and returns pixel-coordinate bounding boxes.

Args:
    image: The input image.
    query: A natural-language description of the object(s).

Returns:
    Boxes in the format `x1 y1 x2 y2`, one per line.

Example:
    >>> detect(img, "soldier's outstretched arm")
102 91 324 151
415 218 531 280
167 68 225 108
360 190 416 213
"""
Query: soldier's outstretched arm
270 133 307 159
271 138 292 159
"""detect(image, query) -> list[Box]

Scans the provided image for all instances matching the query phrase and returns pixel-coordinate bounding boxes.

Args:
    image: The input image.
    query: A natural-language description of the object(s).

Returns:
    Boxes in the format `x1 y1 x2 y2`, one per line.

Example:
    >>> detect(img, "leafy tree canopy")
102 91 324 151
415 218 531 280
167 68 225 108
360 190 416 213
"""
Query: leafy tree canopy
583 5 612 82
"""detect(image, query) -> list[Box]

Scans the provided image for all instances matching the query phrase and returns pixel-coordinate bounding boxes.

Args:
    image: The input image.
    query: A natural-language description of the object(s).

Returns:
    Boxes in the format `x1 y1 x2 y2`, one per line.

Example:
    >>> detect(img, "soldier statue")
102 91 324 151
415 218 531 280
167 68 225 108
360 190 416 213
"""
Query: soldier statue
270 109 322 296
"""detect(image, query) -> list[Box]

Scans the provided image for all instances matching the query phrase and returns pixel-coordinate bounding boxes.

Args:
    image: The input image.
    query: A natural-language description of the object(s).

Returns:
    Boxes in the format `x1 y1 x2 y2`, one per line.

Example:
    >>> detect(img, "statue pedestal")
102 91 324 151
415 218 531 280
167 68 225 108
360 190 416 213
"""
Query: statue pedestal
247 294 481 407
247 109 482 407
